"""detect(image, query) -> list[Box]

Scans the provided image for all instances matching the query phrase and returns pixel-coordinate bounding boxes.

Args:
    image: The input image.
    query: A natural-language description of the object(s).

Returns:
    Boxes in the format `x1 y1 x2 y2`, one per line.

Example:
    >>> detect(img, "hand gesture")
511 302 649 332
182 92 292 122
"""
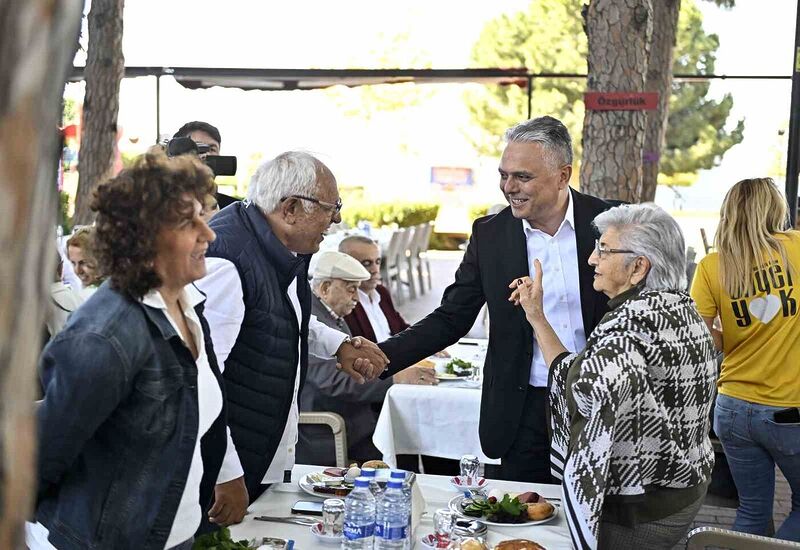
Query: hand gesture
508 259 546 321
335 336 390 383
393 365 438 386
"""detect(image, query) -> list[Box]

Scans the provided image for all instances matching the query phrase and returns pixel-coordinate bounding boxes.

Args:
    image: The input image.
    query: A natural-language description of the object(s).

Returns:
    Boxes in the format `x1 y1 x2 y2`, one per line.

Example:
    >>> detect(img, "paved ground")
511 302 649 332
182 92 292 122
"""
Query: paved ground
395 250 794 549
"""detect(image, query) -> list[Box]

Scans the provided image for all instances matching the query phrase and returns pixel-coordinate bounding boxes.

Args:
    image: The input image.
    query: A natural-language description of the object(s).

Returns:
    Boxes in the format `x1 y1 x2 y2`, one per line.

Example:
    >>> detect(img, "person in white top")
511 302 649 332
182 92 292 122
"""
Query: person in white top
196 151 388 507
339 235 410 343
65 226 103 297
31 151 227 550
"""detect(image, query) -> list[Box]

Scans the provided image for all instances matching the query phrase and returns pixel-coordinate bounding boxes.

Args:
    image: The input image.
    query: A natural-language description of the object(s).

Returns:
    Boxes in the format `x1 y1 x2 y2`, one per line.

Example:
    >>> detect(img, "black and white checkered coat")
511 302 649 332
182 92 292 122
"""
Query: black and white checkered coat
548 289 717 550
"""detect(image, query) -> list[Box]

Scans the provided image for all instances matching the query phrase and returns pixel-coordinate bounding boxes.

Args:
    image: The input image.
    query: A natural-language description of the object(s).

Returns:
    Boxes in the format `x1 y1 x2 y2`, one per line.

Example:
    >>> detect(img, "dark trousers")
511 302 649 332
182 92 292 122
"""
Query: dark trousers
486 386 553 483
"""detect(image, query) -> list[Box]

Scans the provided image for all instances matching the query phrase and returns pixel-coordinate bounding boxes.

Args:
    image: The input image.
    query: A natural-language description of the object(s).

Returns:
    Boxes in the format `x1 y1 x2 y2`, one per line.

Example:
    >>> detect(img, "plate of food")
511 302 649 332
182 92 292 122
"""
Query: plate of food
298 460 392 498
435 358 475 380
448 490 557 527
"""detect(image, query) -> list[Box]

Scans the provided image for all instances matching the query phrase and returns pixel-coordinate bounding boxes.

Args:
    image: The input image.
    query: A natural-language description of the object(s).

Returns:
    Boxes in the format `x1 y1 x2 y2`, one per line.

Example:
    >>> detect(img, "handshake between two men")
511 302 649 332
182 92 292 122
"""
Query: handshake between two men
335 335 390 383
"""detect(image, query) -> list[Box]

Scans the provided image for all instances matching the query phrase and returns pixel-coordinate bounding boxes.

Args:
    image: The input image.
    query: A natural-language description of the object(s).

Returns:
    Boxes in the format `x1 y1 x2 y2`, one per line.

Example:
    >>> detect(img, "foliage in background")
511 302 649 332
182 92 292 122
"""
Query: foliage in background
465 0 743 187
341 201 439 229
58 190 73 234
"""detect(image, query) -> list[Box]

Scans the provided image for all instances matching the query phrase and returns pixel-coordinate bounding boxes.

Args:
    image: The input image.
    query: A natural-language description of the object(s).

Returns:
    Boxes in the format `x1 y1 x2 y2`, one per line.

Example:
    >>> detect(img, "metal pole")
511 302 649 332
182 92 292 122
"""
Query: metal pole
785 0 800 227
155 75 161 144
527 76 533 120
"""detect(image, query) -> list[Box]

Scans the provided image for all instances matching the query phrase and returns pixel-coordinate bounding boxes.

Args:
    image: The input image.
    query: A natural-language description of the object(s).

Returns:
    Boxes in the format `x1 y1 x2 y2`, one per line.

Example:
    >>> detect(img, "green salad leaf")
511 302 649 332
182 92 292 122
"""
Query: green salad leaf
445 358 474 375
193 527 255 549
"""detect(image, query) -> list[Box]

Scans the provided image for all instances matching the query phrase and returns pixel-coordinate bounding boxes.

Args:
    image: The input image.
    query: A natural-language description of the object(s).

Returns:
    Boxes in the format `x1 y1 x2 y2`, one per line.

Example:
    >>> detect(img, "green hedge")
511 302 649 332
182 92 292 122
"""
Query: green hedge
341 201 439 229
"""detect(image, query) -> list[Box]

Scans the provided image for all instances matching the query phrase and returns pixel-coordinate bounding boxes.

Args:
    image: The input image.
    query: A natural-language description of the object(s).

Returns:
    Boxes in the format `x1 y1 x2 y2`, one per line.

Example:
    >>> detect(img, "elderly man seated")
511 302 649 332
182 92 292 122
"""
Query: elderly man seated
339 235 409 340
297 251 436 466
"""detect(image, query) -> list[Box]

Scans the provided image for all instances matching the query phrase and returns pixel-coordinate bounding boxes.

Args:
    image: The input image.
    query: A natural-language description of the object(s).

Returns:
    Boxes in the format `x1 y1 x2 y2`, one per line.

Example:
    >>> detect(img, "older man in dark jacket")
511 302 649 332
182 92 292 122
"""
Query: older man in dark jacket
197 153 388 507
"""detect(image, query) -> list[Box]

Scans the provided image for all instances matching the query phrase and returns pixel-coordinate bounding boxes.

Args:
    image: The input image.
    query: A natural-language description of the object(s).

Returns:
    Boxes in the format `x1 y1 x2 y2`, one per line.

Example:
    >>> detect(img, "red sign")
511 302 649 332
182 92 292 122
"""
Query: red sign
584 92 659 111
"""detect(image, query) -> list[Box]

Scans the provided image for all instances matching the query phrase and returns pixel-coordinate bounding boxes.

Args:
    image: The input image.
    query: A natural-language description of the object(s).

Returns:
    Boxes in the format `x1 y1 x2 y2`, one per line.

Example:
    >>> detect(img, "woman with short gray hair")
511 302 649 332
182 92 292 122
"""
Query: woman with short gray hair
512 203 717 550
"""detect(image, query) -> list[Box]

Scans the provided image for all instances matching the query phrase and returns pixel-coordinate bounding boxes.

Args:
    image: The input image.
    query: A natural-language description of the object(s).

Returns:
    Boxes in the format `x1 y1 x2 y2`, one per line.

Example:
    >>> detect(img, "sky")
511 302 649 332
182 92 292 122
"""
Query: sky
67 0 798 241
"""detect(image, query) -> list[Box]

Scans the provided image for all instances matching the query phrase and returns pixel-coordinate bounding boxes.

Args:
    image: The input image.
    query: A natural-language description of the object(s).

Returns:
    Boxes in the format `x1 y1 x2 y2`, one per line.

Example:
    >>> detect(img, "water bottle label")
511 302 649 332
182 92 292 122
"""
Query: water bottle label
375 523 408 540
343 522 375 540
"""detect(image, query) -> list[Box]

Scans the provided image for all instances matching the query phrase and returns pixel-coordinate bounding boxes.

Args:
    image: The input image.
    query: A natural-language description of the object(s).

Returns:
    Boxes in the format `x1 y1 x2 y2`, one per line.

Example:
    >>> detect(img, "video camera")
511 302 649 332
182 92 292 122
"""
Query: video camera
166 136 237 176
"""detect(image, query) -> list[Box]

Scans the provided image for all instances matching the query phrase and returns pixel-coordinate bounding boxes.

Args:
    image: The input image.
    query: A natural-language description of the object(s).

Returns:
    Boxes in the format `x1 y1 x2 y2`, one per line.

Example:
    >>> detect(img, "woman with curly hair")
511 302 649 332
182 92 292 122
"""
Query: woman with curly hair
691 177 800 541
30 151 229 550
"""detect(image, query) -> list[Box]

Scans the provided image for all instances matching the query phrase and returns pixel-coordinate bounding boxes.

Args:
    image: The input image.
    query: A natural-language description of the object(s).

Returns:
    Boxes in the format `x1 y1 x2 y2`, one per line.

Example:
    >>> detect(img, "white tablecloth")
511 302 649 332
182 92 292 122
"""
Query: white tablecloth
372 339 501 466
230 464 571 549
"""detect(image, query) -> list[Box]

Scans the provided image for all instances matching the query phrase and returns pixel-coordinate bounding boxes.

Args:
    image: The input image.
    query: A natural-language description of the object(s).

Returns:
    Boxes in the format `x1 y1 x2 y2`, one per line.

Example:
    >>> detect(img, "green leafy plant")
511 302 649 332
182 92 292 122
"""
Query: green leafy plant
192 527 254 550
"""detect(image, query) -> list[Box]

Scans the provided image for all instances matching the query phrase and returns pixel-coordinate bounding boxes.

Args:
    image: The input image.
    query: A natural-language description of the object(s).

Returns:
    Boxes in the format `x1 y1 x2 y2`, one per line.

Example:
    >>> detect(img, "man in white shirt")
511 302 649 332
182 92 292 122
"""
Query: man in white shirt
339 236 410 342
374 117 616 482
196 151 388 509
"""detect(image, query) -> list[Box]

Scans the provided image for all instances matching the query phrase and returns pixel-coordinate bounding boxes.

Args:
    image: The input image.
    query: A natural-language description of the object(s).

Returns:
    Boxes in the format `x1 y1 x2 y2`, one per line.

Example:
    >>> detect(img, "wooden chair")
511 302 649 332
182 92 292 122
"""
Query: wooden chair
398 226 418 301
687 526 800 549
411 222 434 293
381 230 404 303
298 412 349 468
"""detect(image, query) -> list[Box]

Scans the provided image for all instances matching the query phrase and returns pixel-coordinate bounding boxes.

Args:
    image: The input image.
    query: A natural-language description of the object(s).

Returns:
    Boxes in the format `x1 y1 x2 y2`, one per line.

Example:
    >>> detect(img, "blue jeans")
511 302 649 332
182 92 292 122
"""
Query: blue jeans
714 393 800 541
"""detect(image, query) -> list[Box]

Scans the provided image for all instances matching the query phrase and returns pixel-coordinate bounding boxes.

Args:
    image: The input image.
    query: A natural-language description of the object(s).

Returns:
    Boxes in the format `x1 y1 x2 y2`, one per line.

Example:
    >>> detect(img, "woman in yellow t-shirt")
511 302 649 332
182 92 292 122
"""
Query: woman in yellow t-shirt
691 177 800 541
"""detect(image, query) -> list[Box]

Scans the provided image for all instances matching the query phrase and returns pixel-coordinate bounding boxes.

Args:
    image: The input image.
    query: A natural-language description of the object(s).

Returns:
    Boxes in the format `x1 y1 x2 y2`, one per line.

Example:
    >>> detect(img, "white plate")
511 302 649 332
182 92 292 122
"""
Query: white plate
310 522 341 544
298 473 352 499
299 469 395 498
435 372 469 381
447 495 559 527
449 476 489 491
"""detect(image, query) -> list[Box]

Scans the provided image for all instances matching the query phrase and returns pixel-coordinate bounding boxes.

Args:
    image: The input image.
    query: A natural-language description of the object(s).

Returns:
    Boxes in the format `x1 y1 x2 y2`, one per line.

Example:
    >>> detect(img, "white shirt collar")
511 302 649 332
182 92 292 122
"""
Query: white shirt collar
522 187 575 235
358 288 381 305
141 284 205 311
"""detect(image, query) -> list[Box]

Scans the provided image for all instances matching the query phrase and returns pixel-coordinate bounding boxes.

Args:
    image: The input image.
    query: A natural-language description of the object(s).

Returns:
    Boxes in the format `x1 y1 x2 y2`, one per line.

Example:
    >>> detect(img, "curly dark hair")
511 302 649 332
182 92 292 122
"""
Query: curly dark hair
90 149 215 300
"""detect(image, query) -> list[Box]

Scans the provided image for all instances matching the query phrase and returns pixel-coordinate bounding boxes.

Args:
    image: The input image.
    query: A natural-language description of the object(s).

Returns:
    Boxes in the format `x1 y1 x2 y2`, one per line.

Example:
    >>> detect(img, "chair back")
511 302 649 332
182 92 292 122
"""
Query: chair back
687 526 800 550
298 412 349 468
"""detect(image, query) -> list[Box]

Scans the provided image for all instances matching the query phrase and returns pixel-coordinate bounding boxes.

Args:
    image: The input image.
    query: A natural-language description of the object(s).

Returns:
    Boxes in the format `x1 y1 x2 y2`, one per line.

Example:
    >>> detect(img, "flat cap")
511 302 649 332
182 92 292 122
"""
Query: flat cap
313 251 370 281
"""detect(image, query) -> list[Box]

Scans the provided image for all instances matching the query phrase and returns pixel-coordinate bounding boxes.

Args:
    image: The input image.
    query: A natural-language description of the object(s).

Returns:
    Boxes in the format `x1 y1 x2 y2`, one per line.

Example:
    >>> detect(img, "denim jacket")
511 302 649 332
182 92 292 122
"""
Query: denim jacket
36 282 226 550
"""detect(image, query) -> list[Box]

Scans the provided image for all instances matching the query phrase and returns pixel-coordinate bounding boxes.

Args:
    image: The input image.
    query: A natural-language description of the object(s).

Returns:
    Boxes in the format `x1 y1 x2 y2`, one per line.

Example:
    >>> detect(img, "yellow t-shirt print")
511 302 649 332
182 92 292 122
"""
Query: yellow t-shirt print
728 259 796 327
691 231 800 407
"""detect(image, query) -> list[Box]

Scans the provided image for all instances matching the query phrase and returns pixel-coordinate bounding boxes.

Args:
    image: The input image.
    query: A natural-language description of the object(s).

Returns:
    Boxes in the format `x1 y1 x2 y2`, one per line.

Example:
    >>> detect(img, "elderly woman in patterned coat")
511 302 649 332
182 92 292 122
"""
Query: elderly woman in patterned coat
512 203 717 550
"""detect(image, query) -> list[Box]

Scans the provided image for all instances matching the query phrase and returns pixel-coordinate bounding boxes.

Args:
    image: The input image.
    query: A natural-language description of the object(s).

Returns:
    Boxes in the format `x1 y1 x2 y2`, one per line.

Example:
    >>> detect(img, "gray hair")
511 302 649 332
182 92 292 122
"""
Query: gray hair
504 116 573 167
593 203 687 291
246 151 330 213
311 276 333 292
339 234 378 254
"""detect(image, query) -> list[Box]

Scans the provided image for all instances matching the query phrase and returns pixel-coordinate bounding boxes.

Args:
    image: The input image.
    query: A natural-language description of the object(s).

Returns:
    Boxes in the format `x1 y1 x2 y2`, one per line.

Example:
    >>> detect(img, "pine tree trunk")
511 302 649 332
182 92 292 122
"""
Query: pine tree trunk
580 0 653 202
0 1 83 546
72 0 124 226
641 0 681 202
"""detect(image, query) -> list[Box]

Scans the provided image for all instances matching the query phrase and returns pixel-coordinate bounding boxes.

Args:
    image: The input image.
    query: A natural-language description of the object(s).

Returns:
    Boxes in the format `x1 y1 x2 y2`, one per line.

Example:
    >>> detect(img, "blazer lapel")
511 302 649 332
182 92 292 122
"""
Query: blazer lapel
499 209 534 345
571 189 600 335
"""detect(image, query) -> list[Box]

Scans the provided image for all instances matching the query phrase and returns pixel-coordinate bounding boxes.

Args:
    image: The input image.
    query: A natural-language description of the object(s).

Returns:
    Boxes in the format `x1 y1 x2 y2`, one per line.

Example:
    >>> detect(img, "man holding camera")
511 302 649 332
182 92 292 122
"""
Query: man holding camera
172 121 238 211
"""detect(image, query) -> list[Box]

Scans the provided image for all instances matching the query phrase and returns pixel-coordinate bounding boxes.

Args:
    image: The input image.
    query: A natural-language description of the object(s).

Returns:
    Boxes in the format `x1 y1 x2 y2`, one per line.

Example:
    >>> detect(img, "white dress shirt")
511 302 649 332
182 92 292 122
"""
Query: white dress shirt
357 288 392 343
523 191 586 387
198 257 348 484
148 286 223 548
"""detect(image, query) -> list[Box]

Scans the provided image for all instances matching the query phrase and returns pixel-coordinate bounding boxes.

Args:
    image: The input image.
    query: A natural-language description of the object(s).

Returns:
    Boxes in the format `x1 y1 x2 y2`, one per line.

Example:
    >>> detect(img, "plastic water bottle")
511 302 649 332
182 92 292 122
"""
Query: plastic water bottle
390 470 413 549
342 477 375 549
374 479 409 549
361 467 384 499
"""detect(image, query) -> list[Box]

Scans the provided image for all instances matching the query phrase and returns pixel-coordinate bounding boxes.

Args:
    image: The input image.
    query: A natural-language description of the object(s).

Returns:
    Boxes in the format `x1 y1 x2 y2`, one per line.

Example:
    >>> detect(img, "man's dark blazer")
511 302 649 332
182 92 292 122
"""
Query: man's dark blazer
379 188 615 459
298 294 393 465
344 284 409 341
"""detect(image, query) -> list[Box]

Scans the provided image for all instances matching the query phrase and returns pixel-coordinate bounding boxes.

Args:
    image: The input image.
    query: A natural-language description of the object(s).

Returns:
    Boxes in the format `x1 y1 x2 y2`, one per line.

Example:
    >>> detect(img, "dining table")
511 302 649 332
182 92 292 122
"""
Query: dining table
371 338 501 467
229 463 571 549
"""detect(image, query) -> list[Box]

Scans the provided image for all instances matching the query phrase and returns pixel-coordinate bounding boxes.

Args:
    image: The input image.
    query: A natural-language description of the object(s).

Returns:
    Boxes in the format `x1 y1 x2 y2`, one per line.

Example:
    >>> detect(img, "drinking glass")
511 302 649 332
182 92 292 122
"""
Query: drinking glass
433 508 455 548
321 498 345 535
459 455 480 484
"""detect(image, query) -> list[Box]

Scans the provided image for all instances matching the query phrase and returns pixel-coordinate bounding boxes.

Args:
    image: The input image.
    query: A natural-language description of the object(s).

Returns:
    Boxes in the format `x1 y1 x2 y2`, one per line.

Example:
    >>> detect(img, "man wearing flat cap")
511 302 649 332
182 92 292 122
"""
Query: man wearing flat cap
297 251 436 465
